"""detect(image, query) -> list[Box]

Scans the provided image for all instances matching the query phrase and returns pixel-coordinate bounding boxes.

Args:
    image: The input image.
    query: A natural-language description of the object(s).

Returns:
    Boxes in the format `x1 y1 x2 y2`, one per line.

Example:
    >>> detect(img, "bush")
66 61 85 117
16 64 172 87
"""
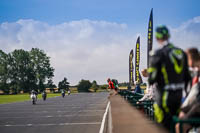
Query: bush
100 85 108 90
77 79 92 92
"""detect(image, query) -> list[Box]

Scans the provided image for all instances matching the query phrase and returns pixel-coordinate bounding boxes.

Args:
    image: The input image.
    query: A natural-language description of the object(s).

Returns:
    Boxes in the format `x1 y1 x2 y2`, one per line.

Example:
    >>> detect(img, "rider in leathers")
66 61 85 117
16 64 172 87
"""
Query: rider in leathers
148 25 191 129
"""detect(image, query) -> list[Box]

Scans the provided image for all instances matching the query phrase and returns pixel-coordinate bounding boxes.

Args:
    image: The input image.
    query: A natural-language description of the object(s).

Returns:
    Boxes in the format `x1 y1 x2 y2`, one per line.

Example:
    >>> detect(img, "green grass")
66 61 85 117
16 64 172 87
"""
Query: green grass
0 93 61 104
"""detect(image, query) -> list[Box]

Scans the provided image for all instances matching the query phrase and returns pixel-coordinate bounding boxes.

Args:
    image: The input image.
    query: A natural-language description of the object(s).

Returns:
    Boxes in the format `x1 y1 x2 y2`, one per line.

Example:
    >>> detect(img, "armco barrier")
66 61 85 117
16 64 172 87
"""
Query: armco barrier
170 116 200 133
108 94 168 133
119 89 200 133
119 90 154 119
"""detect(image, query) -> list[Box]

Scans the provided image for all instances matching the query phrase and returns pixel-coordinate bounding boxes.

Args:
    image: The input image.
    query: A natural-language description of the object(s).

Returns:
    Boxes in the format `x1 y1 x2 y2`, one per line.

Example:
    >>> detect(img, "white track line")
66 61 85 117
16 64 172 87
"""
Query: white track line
0 107 104 111
108 102 112 133
0 110 105 114
0 114 103 119
1 122 101 127
99 101 110 133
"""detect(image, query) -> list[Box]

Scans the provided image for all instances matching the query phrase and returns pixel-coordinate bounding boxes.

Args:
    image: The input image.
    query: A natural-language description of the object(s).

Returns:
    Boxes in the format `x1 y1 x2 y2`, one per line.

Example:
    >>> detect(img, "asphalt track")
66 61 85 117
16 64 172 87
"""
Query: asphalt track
0 92 109 133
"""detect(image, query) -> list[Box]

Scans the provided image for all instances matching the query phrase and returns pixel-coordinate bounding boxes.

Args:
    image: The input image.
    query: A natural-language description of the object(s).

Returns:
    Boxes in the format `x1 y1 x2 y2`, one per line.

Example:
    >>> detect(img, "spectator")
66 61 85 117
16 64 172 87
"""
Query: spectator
176 48 200 133
112 79 119 93
127 84 131 90
107 78 117 96
148 25 191 129
138 69 154 103
186 48 200 87
134 81 142 94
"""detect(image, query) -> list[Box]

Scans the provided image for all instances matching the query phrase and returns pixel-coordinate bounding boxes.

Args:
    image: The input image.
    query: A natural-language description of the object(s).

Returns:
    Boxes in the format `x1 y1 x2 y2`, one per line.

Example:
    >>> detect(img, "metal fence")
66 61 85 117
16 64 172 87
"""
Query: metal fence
118 89 200 133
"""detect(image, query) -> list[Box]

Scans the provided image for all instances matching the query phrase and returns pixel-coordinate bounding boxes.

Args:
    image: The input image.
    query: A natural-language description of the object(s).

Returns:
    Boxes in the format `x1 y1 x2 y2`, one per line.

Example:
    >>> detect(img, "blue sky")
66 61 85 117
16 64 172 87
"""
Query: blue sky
1 0 200 28
0 0 200 85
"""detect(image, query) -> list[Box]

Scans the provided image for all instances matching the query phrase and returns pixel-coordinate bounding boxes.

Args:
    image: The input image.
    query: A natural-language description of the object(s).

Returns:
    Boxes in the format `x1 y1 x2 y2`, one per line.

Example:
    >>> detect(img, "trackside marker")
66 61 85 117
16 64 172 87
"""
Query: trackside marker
99 101 110 133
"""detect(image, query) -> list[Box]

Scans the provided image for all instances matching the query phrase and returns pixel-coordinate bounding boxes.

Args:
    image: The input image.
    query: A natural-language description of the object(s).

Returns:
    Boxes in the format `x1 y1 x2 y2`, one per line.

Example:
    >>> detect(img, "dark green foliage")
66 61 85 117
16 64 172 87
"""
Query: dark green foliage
0 50 10 94
0 48 55 94
46 79 57 92
118 82 129 87
77 79 92 92
30 48 54 92
9 49 33 93
58 77 70 92
91 80 99 92
100 85 108 90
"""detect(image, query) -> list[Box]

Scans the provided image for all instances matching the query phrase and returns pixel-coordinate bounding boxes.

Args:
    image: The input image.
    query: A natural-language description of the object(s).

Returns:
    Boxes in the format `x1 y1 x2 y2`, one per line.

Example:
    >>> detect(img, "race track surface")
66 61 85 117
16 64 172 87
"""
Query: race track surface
0 92 109 133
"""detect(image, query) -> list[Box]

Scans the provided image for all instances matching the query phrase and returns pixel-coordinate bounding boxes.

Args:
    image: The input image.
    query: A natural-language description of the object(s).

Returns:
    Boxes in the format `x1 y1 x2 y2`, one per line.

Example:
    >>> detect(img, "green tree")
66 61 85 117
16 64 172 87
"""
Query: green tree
0 50 10 94
46 79 57 92
30 48 54 92
9 49 34 93
0 48 55 94
77 79 92 92
91 80 99 92
58 77 69 92
100 84 108 90
118 82 129 87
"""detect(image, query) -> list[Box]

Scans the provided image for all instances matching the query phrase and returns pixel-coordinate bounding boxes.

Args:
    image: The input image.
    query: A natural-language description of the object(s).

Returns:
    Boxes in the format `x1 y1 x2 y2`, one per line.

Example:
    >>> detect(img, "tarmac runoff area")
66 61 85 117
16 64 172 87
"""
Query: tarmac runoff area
0 92 109 133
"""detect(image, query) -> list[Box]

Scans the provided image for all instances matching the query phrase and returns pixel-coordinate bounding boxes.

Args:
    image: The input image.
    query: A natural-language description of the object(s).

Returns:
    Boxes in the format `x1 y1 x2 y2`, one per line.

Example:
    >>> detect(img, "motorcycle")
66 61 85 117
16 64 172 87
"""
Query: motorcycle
42 92 47 101
62 92 65 98
67 90 71 95
30 93 37 105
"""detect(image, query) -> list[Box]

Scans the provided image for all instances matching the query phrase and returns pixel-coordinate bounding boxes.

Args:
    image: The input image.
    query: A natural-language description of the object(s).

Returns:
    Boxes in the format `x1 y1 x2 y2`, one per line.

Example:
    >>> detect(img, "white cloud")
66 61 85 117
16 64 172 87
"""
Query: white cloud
0 17 199 85
0 19 136 85
170 16 200 50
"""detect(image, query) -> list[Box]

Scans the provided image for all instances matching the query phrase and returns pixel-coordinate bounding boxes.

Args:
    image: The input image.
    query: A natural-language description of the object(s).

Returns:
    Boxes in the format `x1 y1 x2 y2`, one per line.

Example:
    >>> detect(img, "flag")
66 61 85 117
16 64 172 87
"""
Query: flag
129 49 134 85
147 8 153 68
135 37 140 83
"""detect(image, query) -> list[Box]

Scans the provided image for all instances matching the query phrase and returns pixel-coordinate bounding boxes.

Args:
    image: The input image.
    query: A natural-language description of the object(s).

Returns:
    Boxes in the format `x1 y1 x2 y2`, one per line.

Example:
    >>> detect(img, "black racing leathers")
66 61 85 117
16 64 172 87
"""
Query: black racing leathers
148 43 191 128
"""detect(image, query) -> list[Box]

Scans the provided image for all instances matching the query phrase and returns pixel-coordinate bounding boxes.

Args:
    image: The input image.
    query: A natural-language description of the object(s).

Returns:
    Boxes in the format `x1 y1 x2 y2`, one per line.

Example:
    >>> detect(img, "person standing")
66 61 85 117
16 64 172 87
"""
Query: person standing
176 48 200 133
107 78 117 96
134 81 142 94
186 48 200 87
138 69 154 103
112 79 119 93
148 25 191 129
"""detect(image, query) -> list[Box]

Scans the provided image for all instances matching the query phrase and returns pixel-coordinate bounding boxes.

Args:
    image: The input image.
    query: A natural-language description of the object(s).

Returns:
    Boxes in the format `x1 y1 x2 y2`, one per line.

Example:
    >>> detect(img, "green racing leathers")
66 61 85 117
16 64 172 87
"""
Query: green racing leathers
148 43 191 128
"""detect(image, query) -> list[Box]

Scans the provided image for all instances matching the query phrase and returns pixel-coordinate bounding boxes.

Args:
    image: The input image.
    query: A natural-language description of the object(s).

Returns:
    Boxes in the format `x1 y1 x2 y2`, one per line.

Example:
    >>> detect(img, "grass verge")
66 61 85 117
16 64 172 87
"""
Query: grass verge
0 93 60 104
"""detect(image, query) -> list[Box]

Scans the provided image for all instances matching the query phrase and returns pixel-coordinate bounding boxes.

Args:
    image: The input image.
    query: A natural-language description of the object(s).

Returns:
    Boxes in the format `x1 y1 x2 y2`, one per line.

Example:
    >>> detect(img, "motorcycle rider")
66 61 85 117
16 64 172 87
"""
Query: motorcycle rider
42 90 47 101
61 89 65 98
30 90 38 104
67 89 71 95
31 90 38 97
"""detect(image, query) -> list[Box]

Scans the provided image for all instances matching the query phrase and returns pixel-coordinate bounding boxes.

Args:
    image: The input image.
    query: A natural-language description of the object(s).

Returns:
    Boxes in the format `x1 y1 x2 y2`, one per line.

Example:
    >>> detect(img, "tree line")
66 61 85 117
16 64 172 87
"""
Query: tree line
0 48 125 94
77 79 99 92
0 48 106 94
0 48 54 94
